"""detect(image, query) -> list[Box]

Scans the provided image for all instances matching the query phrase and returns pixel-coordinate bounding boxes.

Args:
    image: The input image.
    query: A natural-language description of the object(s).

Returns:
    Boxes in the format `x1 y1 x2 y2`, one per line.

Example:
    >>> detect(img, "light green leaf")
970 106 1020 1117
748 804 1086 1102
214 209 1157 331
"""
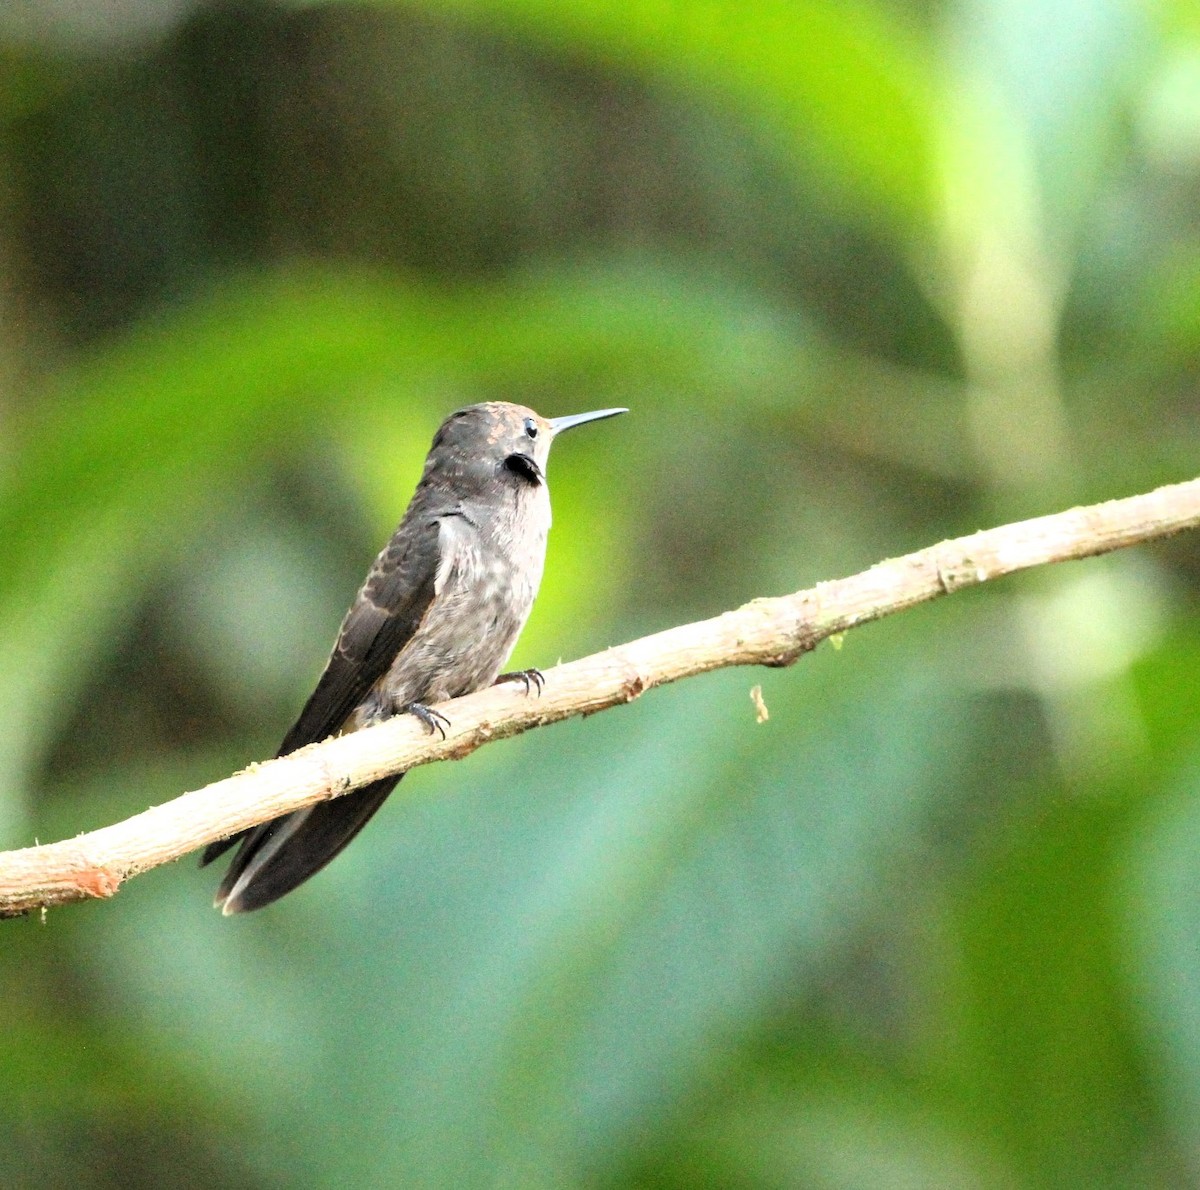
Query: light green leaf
316 0 946 234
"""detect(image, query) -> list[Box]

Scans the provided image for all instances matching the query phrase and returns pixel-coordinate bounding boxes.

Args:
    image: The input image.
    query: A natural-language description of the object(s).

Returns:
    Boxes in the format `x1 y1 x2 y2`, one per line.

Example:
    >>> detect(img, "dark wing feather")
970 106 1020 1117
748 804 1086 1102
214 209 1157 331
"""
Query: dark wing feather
277 515 445 757
200 514 444 878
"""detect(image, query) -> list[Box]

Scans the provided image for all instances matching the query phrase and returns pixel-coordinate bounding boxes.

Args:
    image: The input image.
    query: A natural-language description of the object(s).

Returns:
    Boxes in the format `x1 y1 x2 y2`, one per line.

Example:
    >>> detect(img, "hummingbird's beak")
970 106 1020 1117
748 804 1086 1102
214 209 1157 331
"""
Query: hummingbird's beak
547 408 628 436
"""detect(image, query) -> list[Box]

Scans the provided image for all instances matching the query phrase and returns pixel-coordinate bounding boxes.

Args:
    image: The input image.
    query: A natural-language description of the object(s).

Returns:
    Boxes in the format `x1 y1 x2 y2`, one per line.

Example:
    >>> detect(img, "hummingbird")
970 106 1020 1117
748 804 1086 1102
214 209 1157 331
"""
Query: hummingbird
202 402 626 913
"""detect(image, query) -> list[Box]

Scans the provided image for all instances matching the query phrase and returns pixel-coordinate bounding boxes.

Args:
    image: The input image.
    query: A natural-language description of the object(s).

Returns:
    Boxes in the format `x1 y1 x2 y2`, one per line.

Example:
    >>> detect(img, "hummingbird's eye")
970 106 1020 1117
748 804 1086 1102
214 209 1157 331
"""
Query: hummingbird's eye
524 418 538 440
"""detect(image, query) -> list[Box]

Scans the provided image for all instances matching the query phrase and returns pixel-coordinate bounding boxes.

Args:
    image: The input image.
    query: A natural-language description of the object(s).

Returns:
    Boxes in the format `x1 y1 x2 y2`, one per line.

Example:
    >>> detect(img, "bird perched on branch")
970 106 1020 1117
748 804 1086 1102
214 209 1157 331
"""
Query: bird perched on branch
202 401 626 913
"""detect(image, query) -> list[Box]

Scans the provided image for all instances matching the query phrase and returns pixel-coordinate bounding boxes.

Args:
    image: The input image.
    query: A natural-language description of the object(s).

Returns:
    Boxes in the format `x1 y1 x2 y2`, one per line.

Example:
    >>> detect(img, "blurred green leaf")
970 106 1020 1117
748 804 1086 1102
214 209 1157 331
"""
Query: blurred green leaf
1141 250 1200 355
953 792 1169 1188
1122 745 1200 1175
639 1069 1016 1189
948 0 1143 248
342 0 946 234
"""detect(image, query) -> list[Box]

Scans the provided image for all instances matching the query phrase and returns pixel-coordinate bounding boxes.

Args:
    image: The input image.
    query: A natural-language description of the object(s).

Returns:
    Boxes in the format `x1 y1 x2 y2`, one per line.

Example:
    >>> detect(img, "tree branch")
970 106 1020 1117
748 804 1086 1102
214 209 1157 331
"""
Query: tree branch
4 476 1199 917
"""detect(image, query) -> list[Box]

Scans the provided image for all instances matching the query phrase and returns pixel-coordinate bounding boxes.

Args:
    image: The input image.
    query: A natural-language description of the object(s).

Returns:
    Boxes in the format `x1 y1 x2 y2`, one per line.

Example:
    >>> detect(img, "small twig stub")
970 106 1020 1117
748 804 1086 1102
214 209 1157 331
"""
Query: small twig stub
750 685 770 723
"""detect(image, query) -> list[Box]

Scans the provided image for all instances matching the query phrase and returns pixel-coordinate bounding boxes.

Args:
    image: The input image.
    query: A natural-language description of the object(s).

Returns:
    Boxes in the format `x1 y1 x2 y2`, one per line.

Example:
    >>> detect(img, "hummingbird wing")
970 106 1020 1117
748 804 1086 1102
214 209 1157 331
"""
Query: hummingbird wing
274 514 445 758
202 511 449 912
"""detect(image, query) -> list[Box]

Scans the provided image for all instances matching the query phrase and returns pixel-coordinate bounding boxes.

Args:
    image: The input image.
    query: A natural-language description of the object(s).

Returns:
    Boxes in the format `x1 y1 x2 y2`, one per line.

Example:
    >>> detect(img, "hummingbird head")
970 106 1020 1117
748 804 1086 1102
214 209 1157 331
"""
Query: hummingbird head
424 402 627 492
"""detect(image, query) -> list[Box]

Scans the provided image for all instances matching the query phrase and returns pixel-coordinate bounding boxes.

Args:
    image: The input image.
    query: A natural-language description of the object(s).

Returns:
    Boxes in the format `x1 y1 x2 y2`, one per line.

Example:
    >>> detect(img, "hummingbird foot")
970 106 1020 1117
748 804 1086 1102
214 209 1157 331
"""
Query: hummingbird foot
494 668 545 696
404 702 451 740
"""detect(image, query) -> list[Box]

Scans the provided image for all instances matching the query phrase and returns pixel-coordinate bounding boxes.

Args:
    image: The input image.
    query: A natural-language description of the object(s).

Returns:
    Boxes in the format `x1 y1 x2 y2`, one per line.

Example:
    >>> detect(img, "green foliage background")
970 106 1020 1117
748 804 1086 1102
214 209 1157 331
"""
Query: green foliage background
2 1 1199 1186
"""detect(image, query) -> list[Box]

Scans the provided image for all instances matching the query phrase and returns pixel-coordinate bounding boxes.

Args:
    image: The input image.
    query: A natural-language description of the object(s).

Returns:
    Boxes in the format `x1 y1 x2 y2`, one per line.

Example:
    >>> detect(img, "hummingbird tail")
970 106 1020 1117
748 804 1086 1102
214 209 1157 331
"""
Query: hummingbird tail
211 775 401 914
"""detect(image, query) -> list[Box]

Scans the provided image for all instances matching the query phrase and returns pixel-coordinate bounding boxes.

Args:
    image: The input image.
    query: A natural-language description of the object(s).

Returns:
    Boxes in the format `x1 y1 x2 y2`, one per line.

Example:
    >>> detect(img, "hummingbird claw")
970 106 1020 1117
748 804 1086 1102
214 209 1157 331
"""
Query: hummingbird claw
404 702 451 739
495 667 545 696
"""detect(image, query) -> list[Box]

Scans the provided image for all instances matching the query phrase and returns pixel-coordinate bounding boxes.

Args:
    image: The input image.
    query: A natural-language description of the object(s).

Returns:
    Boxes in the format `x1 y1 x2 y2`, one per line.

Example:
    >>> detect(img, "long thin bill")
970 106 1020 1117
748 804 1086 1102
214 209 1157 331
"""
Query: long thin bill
547 407 628 435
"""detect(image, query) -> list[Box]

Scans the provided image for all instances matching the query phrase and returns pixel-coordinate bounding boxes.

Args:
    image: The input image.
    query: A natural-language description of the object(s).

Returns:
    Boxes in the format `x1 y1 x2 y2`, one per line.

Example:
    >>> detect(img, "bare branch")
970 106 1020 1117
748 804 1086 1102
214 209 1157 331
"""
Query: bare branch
4 476 1199 916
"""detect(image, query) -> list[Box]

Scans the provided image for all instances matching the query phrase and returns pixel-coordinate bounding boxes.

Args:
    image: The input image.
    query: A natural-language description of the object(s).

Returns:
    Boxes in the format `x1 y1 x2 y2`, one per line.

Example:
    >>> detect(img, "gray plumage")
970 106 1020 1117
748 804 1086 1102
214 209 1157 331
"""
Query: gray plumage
202 401 626 914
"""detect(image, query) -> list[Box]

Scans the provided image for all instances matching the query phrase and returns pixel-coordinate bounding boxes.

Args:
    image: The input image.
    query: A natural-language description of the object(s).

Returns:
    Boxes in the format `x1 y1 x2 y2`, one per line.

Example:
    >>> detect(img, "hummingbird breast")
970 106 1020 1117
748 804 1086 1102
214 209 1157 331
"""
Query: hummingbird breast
354 492 549 727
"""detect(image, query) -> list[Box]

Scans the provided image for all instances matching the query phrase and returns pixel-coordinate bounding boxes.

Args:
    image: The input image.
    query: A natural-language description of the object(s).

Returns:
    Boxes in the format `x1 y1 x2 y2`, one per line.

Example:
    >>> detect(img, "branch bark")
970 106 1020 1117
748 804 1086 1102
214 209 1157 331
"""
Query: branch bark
4 476 1200 917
